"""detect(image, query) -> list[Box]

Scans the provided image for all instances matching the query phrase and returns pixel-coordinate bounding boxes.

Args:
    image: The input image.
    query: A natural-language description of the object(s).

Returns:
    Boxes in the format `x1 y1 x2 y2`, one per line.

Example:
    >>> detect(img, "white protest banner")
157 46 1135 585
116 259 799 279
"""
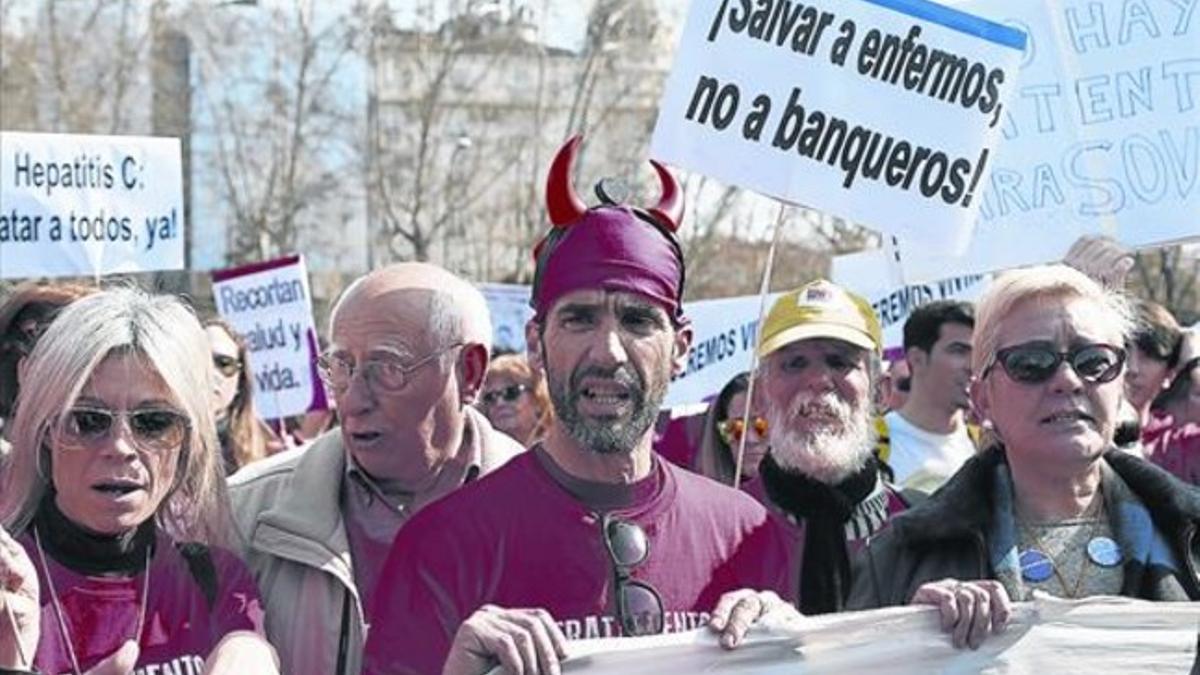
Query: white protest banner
665 293 781 408
480 282 535 354
832 247 990 359
896 0 1200 281
0 131 184 279
211 255 327 420
651 0 1027 252
513 595 1199 674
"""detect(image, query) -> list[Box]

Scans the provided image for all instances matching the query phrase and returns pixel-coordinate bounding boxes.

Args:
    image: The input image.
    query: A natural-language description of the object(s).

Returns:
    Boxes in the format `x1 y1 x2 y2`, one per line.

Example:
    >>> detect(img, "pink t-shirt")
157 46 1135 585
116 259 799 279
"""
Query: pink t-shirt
362 451 790 675
1143 412 1200 485
22 531 265 675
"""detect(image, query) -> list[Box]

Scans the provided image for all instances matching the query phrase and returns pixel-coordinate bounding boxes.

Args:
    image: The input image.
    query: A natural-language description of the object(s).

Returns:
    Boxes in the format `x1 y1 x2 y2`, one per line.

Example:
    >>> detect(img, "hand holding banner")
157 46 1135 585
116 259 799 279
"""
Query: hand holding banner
516 595 1200 673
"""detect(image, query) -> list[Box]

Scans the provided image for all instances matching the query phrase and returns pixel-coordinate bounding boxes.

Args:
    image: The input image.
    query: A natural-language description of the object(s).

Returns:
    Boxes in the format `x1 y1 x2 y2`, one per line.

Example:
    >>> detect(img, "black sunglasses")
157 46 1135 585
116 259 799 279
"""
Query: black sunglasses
984 342 1126 385
601 514 664 637
479 384 528 406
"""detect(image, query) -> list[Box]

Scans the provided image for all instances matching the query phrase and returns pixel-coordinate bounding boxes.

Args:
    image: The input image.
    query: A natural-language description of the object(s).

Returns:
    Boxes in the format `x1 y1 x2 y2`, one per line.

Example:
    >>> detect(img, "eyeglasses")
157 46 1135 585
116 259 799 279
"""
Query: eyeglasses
601 514 664 637
479 384 529 406
984 342 1126 385
52 406 190 453
717 416 768 446
317 343 464 395
212 354 242 378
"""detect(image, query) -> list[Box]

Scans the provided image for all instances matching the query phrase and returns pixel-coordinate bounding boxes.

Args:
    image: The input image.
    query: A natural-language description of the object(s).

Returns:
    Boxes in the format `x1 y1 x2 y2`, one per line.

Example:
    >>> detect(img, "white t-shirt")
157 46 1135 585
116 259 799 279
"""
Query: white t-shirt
884 410 977 492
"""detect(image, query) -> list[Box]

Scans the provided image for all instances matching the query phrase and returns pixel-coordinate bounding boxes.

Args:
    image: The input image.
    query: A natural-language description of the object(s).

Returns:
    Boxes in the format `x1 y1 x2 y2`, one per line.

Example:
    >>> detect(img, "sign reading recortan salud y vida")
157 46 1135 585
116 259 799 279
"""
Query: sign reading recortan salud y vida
211 255 327 420
894 0 1200 282
0 131 184 279
650 0 1027 253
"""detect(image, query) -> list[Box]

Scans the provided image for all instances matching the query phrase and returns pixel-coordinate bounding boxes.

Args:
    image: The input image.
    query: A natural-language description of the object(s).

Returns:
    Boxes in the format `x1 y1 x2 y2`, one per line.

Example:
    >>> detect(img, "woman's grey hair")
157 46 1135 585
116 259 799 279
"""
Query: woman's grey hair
0 286 231 546
973 264 1135 377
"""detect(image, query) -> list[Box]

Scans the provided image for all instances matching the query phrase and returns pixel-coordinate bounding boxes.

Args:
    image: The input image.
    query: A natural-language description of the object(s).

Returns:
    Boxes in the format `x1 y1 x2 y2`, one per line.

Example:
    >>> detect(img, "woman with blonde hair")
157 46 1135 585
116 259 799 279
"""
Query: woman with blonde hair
203 317 274 473
0 288 277 674
477 353 552 448
849 264 1200 648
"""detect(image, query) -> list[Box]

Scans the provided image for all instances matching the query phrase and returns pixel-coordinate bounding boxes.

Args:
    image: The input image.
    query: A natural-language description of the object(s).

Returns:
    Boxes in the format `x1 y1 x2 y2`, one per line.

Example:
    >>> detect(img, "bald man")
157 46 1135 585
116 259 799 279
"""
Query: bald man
228 263 523 675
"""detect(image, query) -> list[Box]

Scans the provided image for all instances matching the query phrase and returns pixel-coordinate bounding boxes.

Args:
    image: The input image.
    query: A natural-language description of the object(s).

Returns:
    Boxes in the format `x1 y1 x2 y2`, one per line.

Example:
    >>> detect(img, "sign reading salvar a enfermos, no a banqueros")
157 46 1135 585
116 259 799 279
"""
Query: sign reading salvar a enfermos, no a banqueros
0 131 184 279
651 0 1027 253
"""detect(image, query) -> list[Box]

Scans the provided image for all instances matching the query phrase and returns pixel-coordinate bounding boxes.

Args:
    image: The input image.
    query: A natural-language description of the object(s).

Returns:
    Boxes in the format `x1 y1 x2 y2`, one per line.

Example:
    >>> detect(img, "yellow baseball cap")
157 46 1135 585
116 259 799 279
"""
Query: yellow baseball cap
757 280 882 357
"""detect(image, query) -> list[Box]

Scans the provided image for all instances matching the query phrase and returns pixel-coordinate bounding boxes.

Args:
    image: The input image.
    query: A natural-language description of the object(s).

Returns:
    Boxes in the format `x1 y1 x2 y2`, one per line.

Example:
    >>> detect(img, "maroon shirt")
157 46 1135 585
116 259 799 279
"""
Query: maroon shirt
1143 411 1200 485
363 450 790 675
22 531 265 675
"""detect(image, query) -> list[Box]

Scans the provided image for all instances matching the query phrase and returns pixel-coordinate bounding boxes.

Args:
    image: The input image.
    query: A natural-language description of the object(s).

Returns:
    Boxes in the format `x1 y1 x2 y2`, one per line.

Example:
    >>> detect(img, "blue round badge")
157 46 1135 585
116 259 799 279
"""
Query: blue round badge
1087 536 1122 567
1019 549 1054 583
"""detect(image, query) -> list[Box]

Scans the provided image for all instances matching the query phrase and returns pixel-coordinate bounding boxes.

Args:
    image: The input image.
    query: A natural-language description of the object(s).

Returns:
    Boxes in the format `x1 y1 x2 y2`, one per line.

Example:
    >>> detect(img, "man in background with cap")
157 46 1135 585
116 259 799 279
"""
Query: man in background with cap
743 279 911 616
363 137 791 675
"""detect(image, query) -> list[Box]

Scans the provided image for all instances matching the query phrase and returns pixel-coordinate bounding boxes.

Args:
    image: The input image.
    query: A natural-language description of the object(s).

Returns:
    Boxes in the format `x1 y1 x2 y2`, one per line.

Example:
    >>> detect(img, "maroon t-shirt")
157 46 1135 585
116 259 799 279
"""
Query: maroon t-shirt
1143 411 1200 485
362 450 790 674
21 531 265 675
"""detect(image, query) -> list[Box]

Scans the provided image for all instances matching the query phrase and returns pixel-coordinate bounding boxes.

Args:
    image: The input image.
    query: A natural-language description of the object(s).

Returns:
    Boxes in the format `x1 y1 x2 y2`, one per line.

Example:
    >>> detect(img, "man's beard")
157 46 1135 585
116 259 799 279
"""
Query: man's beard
547 361 666 455
766 391 875 485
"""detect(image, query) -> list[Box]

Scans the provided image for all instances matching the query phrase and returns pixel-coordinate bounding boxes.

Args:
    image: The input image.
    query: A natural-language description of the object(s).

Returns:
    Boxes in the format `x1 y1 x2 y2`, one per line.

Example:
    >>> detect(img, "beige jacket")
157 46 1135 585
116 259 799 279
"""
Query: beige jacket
228 407 522 675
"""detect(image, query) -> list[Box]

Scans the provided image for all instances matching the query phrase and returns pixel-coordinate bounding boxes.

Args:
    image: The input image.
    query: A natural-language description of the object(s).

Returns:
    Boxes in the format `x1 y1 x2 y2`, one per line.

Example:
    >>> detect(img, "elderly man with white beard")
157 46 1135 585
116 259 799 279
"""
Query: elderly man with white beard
741 280 914 616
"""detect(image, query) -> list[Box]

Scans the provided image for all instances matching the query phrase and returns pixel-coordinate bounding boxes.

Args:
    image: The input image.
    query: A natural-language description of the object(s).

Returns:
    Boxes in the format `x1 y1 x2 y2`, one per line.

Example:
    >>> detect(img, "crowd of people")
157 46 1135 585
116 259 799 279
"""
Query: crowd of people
1 135 1198 674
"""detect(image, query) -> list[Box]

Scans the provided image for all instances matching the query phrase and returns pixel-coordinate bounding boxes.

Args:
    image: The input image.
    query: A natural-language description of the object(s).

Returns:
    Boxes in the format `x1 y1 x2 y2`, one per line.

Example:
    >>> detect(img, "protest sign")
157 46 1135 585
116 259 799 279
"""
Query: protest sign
480 282 535 354
0 131 184 279
896 0 1200 281
665 293 780 408
832 247 990 359
651 0 1026 252
211 255 326 420
519 595 1199 674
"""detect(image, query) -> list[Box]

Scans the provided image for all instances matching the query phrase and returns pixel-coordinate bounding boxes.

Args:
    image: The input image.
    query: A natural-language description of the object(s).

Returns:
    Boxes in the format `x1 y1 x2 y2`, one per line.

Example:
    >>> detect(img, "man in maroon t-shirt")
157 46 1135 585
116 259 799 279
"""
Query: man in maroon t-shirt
363 137 792 675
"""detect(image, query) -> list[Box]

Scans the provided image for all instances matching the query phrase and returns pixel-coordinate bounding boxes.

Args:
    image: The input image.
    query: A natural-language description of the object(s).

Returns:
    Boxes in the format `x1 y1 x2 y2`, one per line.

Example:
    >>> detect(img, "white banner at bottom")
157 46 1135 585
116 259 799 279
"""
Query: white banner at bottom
489 594 1199 673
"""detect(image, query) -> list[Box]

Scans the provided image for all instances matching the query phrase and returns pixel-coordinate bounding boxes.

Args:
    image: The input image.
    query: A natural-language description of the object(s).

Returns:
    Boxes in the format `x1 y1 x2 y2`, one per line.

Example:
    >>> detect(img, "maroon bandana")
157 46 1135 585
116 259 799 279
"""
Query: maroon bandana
532 136 686 325
533 206 684 323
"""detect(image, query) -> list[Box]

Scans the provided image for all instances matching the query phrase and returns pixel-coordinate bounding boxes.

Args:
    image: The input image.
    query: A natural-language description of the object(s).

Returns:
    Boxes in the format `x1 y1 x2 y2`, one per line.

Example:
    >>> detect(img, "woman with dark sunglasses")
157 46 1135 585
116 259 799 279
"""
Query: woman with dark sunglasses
0 288 277 674
693 372 770 485
203 317 278 474
476 354 552 448
846 265 1200 649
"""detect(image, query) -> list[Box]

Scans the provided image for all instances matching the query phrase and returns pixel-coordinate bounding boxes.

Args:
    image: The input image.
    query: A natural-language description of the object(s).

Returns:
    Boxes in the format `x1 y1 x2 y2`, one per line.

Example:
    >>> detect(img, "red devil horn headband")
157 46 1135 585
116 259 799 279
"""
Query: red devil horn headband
544 135 684 232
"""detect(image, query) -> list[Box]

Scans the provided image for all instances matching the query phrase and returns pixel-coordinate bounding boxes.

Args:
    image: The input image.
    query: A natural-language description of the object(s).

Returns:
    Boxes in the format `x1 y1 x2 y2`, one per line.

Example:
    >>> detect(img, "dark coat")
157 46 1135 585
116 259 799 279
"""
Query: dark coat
847 447 1200 609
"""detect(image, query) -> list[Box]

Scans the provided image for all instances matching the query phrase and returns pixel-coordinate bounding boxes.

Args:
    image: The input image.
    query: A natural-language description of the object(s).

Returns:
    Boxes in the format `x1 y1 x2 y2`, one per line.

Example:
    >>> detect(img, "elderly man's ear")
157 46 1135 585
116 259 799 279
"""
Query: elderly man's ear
458 343 490 405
